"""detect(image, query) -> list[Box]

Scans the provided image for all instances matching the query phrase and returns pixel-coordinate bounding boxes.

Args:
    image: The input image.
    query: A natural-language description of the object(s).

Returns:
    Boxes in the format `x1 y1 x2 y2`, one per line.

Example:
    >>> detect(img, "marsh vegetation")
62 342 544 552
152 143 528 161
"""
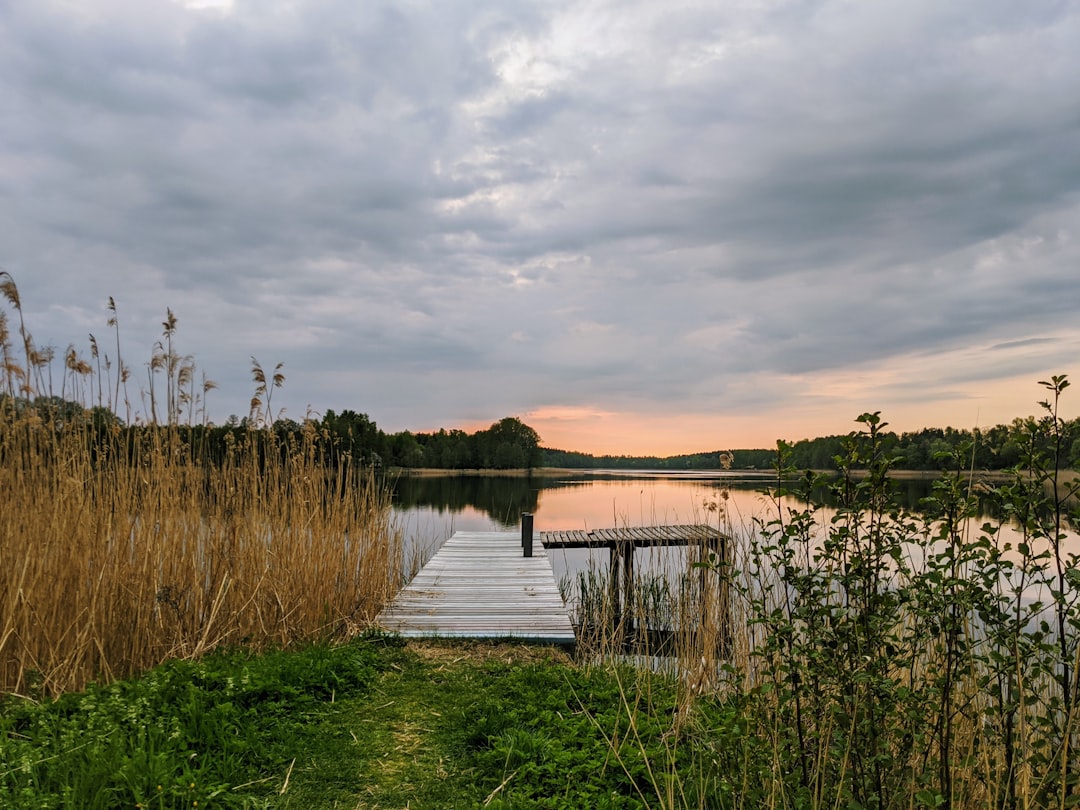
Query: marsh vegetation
566 390 1080 809
0 273 404 697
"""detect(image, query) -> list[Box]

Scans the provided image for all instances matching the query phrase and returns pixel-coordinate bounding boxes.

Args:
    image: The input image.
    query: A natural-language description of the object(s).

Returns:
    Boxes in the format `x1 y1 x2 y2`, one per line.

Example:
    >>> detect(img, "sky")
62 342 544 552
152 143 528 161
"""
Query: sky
2 0 1079 456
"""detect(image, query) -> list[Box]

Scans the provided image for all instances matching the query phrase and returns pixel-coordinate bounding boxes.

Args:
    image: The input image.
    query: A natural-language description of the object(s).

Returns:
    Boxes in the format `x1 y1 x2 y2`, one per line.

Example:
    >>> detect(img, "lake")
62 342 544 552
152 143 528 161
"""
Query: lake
387 469 1077 601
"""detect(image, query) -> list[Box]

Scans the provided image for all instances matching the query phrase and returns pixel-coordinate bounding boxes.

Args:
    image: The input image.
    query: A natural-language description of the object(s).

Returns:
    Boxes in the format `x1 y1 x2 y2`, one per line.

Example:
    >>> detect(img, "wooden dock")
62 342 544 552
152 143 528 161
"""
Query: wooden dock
541 525 717 548
540 525 724 644
375 531 575 645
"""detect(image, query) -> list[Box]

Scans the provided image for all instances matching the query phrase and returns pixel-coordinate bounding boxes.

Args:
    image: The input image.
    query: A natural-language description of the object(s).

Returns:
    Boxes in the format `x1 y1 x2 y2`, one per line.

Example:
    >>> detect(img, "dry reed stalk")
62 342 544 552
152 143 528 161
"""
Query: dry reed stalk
565 518 748 708
0 409 403 697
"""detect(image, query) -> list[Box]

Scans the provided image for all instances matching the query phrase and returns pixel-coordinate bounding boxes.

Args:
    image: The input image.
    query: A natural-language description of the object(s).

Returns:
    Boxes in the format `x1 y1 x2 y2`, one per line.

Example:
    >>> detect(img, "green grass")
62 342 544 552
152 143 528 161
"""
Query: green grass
1 635 691 809
1 637 386 808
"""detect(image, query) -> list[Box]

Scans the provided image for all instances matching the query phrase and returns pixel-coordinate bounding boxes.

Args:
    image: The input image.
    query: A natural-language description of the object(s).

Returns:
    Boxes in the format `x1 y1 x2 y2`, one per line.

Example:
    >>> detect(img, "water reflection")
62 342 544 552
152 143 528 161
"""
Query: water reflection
390 473 540 525
391 471 788 528
387 470 1080 649
390 471 1077 566
392 471 1076 527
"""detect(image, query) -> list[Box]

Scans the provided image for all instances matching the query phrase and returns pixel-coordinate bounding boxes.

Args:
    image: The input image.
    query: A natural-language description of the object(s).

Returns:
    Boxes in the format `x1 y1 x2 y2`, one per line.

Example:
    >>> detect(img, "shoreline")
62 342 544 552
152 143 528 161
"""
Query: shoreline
388 467 591 478
388 467 1077 482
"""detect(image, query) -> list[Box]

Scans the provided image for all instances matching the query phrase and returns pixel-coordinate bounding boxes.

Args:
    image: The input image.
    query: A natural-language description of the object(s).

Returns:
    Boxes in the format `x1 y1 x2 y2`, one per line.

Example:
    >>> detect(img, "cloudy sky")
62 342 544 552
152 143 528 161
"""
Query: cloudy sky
2 0 1079 454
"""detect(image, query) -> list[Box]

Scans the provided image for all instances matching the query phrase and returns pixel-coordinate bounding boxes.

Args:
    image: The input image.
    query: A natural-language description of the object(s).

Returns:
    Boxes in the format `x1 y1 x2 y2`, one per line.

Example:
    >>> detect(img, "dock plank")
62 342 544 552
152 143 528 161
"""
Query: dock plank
539 524 717 548
376 531 575 644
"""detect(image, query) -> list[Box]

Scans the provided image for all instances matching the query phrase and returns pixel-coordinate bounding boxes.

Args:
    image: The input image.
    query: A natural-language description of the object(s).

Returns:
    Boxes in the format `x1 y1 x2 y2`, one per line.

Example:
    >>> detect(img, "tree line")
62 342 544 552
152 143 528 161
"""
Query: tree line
541 417 1080 472
539 448 776 470
4 393 1078 472
784 418 1080 471
314 411 543 469
0 395 544 471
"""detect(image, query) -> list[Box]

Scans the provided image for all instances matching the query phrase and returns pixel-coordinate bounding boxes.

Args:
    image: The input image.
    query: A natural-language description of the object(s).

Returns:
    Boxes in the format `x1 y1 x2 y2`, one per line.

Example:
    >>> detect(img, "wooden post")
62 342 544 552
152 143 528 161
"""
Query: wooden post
609 542 621 633
622 538 635 650
700 530 733 658
716 533 732 657
521 512 534 558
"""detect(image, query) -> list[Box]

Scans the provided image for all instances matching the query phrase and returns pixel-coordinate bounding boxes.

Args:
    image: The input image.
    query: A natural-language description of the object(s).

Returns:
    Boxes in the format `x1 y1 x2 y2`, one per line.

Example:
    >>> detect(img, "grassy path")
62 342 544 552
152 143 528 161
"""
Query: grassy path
282 642 518 808
1 635 691 809
274 640 684 809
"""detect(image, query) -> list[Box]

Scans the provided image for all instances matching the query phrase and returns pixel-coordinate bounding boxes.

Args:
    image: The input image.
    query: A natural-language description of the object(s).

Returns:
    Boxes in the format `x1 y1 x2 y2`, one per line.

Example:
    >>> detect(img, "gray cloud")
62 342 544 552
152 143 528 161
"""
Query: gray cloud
2 0 1079 442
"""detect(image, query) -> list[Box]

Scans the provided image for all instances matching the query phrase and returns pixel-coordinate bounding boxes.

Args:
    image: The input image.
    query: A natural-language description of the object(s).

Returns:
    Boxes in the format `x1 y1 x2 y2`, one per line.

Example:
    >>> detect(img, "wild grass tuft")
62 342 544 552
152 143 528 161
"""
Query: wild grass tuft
0 272 404 696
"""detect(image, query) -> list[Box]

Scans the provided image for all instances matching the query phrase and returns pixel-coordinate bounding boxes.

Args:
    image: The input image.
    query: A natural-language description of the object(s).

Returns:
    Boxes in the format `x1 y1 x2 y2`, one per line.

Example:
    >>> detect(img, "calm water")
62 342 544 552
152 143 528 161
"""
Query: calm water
388 473 1080 600
388 470 1079 594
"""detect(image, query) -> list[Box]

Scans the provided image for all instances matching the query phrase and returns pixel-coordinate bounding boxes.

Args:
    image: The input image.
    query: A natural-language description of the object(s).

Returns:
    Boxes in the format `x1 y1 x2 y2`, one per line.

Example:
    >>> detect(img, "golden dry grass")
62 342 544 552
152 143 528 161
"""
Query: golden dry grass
1 272 404 695
0 415 404 696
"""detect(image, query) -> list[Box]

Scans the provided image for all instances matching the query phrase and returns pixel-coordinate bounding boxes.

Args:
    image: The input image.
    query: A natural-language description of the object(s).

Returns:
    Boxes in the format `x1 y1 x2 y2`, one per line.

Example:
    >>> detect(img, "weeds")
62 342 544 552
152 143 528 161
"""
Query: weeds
0 638 387 808
0 273 404 696
684 383 1080 809
562 379 1078 809
2 636 695 808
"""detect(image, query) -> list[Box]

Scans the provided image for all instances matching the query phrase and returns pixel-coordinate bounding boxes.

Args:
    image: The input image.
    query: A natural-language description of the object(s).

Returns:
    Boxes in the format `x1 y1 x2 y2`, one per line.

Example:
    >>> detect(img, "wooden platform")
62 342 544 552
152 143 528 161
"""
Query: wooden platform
540 524 723 639
541 525 717 548
376 531 575 645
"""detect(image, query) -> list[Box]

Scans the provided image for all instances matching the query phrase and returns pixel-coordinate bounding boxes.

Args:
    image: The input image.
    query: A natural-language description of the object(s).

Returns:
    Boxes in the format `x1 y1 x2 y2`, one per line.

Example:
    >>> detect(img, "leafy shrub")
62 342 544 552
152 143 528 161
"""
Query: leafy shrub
690 377 1080 809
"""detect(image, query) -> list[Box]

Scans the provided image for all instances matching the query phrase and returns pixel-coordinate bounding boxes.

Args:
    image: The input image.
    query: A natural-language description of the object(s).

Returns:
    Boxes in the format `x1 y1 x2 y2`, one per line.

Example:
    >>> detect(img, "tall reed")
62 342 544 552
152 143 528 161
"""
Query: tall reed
0 274 404 696
562 521 745 693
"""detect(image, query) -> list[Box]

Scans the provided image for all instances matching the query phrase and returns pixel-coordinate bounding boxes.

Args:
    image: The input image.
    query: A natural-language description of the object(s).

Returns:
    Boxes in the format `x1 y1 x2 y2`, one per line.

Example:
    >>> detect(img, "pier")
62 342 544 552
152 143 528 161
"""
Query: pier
541 525 726 647
376 521 726 648
375 530 576 644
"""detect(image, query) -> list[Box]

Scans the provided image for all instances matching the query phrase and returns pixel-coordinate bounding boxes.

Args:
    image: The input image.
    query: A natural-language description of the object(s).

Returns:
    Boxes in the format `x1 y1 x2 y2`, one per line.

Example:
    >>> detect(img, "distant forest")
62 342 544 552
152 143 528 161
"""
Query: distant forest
544 418 1080 472
5 395 1079 472
230 409 1080 471
379 412 1080 472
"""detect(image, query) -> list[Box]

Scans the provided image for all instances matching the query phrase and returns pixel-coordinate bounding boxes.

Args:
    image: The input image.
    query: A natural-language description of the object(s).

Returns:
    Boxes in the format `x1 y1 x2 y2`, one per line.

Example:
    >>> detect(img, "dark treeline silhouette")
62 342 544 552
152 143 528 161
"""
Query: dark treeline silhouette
540 448 775 470
784 418 1080 471
204 412 543 470
0 395 544 471
5 393 1078 472
542 418 1080 472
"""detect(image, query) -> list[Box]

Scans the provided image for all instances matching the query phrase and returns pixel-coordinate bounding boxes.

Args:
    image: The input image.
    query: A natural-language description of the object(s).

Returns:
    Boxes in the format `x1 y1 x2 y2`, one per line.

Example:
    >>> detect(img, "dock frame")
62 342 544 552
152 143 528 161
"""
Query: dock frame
375 530 575 645
376 522 730 652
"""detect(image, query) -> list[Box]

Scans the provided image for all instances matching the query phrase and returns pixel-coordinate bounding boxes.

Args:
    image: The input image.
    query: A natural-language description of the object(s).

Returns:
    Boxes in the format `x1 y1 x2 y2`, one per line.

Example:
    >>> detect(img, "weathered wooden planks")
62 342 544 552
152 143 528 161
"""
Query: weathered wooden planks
375 531 575 644
540 524 717 548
